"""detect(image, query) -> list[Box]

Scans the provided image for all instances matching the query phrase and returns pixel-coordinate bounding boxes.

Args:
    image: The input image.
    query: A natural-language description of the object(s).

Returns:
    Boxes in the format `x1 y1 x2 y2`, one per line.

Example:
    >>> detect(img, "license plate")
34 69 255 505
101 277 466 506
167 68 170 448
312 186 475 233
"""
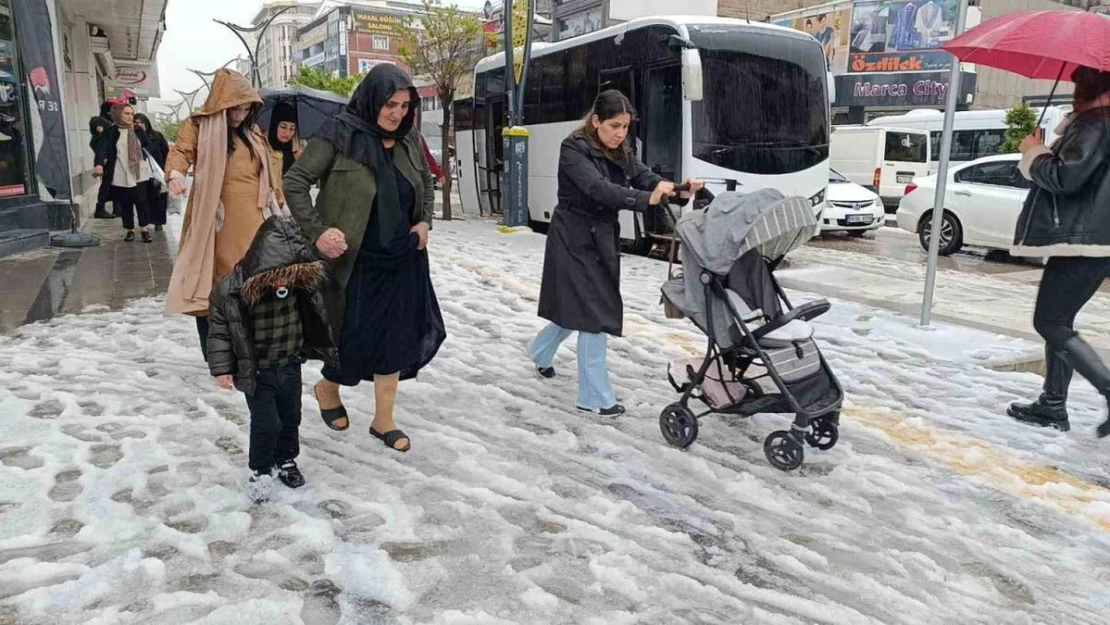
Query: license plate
896 174 913 184
847 214 873 225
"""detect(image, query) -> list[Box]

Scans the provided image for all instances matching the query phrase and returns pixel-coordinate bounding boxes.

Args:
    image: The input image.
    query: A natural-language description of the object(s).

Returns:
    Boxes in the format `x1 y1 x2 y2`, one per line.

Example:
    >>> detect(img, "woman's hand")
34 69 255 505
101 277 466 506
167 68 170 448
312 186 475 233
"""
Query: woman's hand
216 374 234 391
93 165 103 178
1020 128 1044 154
316 227 348 259
168 178 187 197
681 179 705 198
293 146 303 161
649 181 677 206
411 222 430 251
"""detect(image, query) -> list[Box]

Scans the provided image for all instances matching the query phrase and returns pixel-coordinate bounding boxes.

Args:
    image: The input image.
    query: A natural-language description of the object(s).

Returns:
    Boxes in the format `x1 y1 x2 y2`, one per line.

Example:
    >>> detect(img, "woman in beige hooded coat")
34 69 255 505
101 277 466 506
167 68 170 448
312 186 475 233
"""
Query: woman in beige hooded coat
164 69 285 356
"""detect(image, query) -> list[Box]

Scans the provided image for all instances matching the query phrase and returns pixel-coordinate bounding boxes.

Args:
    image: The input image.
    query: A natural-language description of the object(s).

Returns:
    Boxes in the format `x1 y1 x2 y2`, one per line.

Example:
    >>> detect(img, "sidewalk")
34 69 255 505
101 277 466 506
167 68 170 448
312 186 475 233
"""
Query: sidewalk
777 234 1110 372
0 217 175 334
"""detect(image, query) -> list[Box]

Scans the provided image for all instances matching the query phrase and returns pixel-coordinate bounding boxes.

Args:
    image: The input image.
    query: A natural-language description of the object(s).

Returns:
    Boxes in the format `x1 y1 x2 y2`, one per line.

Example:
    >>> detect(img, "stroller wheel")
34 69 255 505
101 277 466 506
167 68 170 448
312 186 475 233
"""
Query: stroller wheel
660 404 699 448
805 419 839 451
763 431 804 471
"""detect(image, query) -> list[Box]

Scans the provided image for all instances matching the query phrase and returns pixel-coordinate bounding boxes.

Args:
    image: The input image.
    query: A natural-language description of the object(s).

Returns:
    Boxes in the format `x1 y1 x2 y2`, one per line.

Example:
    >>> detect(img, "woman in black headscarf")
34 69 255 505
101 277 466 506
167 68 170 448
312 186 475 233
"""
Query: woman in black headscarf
268 102 301 176
285 64 445 453
133 113 170 232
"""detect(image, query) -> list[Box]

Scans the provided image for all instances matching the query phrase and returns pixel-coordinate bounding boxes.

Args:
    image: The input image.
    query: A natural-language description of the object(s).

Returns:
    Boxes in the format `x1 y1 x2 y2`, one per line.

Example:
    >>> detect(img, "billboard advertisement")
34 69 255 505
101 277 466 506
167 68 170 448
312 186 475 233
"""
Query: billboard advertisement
775 5 853 75
849 0 962 73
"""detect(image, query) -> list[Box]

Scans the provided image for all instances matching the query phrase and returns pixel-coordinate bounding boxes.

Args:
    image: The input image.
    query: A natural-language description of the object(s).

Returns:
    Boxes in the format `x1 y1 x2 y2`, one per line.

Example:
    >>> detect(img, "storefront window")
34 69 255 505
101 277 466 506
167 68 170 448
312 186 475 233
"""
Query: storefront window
0 0 29 197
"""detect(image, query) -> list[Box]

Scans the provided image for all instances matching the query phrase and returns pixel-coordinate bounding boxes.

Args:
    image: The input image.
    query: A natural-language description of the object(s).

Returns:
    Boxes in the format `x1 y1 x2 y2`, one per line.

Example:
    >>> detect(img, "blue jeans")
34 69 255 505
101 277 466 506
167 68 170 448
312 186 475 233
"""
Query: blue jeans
530 322 617 410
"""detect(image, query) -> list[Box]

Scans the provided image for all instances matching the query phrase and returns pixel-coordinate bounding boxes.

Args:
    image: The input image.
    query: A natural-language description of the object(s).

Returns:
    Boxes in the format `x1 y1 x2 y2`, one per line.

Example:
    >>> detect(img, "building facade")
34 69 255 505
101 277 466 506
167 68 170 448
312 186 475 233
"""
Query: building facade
296 4 413 78
252 2 321 90
0 0 166 257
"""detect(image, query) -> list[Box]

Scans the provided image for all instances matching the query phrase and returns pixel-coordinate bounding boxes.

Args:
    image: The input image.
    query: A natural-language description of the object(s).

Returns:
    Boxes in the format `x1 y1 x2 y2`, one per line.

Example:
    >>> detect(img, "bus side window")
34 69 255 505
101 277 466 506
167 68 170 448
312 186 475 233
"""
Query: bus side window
930 131 942 161
540 51 566 125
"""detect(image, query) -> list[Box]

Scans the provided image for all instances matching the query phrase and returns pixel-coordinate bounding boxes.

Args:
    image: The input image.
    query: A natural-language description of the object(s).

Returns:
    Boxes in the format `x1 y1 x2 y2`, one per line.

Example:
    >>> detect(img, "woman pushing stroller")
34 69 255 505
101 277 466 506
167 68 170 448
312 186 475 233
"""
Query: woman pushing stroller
530 90 702 415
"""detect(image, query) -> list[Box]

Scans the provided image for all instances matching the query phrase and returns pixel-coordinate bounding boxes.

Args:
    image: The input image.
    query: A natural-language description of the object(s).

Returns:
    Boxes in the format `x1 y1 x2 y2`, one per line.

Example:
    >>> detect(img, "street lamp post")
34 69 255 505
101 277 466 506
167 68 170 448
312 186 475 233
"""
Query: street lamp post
215 5 295 88
188 58 242 90
502 0 534 228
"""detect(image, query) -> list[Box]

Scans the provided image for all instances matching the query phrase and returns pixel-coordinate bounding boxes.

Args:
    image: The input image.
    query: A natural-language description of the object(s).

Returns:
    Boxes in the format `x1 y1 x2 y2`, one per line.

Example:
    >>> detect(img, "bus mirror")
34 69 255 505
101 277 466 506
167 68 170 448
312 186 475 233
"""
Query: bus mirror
827 71 836 106
682 47 704 102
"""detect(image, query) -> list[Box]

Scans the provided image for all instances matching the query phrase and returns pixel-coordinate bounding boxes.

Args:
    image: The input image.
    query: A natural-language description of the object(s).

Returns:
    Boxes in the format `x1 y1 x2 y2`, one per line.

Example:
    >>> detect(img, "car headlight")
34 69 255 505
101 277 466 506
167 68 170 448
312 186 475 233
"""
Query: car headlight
809 188 826 208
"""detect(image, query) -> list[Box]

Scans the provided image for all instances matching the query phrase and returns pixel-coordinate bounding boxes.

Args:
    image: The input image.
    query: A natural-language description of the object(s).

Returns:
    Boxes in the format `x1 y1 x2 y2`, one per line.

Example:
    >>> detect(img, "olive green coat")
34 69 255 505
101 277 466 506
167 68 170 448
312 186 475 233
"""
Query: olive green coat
283 129 435 299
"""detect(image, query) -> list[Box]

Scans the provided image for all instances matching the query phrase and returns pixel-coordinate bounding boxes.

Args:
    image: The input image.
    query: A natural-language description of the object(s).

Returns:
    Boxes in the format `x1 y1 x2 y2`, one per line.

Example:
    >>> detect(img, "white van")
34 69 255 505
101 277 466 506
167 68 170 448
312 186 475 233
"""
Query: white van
830 125 931 209
867 106 1071 171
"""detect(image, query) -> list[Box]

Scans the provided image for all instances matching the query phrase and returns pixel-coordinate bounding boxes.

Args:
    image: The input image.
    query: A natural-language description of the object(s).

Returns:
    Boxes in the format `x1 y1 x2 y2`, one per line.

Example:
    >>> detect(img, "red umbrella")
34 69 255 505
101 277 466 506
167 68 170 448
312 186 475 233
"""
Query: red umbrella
942 10 1110 121
942 10 1110 80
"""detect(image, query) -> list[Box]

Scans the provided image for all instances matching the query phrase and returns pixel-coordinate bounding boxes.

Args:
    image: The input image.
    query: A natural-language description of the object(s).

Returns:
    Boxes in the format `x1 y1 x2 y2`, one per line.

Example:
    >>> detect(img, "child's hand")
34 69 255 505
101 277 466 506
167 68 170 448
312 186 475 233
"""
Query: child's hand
216 374 234 390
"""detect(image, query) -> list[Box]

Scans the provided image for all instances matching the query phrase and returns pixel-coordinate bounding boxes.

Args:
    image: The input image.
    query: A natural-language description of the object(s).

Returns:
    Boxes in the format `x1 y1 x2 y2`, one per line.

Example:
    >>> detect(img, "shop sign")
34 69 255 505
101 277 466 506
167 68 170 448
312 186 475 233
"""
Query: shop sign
353 11 403 35
835 70 977 108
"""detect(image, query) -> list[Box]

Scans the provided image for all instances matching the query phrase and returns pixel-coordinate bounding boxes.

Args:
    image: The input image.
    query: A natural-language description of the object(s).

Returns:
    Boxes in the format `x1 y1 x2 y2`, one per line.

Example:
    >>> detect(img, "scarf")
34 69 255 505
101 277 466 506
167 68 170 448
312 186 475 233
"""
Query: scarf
268 102 297 176
315 64 420 247
110 104 142 180
165 112 282 315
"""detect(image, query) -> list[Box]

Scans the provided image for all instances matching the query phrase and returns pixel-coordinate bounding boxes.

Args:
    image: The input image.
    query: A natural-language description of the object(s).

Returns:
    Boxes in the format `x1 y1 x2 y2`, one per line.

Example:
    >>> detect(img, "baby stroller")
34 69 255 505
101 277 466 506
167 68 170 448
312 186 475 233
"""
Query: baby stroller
658 186 844 471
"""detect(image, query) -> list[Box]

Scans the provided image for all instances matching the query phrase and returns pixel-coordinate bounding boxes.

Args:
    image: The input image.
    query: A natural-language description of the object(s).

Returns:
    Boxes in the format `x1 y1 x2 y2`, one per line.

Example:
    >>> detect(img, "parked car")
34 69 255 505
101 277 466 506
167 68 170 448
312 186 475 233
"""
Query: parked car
896 153 1031 256
821 168 886 236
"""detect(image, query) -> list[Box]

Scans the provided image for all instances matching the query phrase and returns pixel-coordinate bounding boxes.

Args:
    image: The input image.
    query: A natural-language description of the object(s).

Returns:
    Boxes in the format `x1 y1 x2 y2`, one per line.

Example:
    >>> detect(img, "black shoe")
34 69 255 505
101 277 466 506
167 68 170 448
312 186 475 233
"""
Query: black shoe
247 469 274 503
276 460 305 489
124 231 135 242
1007 397 1070 432
578 404 625 417
93 209 113 219
536 366 555 379
142 231 153 243
154 224 164 232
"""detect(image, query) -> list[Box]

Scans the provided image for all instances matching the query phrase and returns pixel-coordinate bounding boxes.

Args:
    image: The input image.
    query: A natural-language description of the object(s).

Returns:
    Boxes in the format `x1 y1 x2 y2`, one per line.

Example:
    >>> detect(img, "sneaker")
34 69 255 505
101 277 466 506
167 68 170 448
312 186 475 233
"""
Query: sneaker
276 460 305 489
1007 399 1070 432
577 404 626 417
123 231 135 242
247 469 274 503
536 366 556 379
141 231 153 244
154 224 164 232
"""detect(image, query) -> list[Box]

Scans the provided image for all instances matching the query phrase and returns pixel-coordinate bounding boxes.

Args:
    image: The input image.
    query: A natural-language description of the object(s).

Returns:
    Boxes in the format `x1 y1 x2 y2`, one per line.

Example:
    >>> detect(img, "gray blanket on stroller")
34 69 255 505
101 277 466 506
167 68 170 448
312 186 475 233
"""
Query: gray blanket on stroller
663 188 816 349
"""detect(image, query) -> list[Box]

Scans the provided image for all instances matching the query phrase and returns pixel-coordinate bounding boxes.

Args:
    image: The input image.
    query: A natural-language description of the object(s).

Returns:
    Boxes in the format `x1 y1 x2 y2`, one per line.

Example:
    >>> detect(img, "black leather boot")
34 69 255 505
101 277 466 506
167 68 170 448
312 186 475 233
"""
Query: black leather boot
1008 346 1072 431
1058 336 1110 437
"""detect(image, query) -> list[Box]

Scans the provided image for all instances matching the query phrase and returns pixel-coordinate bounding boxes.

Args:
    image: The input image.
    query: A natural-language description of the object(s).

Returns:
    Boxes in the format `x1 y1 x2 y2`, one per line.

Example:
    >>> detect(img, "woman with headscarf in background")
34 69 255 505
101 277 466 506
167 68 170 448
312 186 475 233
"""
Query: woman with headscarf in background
285 64 445 453
268 102 302 176
133 113 170 232
164 69 285 358
94 103 155 242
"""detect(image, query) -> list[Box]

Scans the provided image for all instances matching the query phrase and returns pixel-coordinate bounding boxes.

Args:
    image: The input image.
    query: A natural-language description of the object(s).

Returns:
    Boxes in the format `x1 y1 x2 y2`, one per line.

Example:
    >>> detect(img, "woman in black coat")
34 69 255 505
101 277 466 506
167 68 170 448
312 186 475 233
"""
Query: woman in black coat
530 90 702 416
134 113 170 231
1008 66 1110 438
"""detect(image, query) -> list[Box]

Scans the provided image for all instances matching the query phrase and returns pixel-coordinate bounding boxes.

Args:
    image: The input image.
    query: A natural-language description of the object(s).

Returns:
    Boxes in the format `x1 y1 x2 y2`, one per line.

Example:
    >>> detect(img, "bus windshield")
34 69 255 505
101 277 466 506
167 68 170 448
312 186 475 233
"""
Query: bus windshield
688 25 830 175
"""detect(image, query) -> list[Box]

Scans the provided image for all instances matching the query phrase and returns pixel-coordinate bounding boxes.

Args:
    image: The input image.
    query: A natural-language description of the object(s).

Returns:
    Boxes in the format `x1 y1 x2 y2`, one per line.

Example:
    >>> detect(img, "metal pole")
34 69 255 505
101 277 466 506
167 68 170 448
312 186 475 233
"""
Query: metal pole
921 0 969 327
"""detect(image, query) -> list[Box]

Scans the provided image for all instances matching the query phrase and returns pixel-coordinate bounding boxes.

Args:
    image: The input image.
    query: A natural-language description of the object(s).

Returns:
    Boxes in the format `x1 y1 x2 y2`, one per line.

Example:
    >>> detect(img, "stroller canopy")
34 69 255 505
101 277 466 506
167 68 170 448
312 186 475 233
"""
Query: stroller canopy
676 188 817 276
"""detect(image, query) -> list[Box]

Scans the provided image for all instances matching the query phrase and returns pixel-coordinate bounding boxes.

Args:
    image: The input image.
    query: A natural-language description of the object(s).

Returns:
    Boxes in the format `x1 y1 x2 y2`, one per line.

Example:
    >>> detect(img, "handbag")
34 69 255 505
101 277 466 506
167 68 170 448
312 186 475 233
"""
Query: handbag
143 149 167 195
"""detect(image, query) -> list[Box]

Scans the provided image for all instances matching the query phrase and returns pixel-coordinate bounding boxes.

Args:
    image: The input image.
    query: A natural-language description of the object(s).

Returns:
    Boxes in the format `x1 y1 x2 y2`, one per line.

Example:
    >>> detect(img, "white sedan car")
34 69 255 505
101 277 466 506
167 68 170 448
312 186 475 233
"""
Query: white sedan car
896 154 1031 256
820 169 886 236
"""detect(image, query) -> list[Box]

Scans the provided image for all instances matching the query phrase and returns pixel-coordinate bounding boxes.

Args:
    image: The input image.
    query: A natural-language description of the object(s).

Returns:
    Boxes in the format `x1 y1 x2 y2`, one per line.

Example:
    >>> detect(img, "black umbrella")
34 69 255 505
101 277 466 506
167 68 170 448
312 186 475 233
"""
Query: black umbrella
258 86 347 140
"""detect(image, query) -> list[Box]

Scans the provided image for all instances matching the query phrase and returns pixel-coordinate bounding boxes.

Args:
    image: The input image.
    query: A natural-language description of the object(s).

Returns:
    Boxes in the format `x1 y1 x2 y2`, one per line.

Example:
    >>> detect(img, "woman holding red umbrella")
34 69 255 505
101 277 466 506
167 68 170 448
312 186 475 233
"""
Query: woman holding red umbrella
1007 66 1110 437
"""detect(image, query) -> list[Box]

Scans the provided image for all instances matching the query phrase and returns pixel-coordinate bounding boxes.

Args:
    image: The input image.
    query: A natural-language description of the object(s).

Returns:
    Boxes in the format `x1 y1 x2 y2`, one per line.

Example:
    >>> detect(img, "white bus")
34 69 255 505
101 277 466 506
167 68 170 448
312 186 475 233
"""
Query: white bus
452 16 834 253
866 106 1072 171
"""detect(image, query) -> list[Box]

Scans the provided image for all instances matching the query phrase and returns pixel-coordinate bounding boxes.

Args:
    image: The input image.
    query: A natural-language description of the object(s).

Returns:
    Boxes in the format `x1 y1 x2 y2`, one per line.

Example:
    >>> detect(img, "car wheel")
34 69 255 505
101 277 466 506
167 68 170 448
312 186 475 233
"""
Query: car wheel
918 211 963 256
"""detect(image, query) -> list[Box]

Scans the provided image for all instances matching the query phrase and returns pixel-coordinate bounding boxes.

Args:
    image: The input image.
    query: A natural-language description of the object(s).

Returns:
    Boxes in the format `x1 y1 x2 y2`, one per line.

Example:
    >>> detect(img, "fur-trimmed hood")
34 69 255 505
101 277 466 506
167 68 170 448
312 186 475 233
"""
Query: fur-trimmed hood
242 260 325 304
237 216 324 303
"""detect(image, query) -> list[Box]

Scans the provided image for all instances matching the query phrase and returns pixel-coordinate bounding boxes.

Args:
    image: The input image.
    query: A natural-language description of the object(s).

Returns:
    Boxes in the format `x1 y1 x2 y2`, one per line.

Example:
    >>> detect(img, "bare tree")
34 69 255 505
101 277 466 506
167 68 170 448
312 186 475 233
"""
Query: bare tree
401 0 485 221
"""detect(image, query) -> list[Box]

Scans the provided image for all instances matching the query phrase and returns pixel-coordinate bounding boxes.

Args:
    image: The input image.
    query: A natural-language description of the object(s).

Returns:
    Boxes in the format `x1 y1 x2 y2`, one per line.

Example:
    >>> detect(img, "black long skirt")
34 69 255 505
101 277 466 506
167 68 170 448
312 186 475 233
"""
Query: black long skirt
323 233 446 386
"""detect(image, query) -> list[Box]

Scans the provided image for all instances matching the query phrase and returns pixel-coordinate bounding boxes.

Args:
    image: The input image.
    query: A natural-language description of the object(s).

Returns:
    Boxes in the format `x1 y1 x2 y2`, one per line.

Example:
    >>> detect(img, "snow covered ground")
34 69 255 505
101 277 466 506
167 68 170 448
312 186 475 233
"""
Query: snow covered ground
1 218 1109 624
